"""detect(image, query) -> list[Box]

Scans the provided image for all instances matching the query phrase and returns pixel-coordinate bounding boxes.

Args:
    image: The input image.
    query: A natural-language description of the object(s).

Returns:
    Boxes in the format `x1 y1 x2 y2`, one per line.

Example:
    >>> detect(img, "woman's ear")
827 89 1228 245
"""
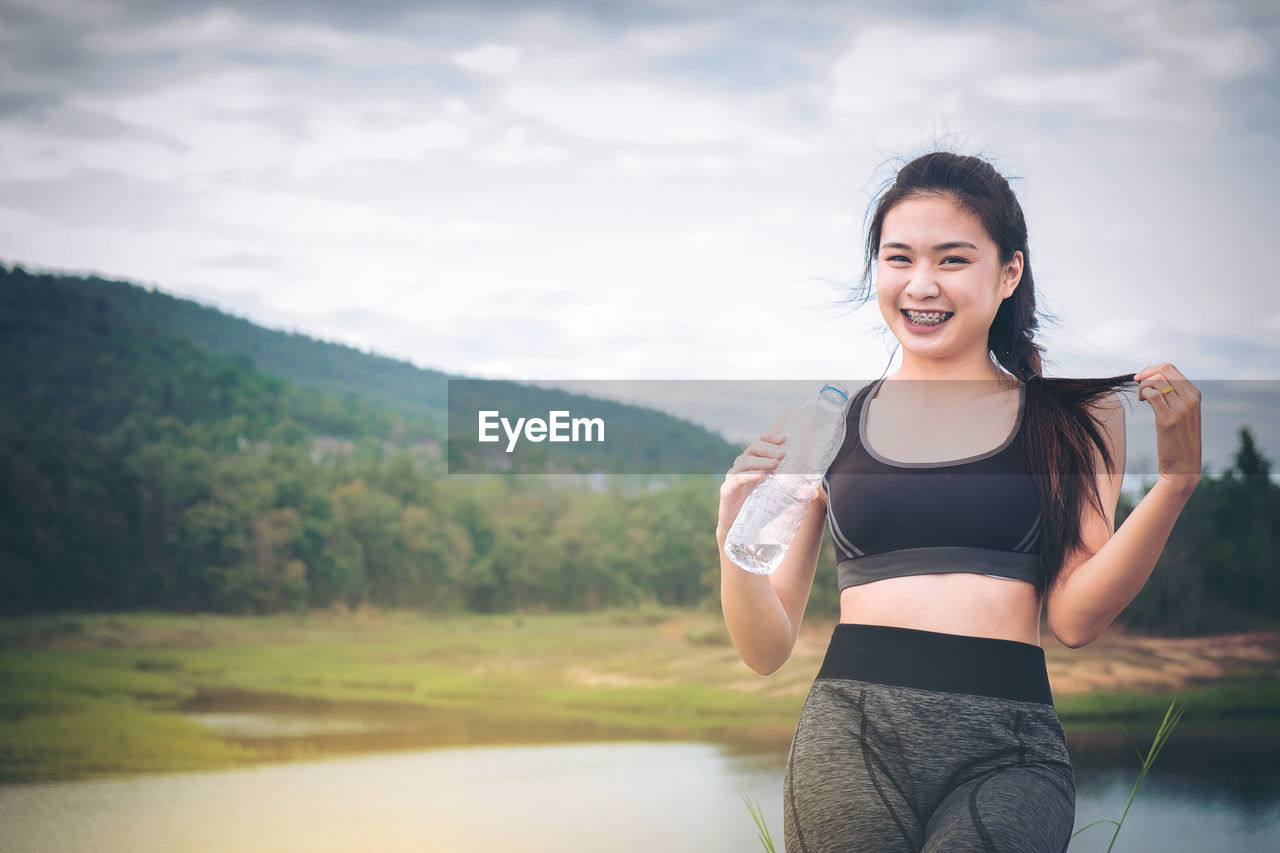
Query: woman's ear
1002 250 1024 298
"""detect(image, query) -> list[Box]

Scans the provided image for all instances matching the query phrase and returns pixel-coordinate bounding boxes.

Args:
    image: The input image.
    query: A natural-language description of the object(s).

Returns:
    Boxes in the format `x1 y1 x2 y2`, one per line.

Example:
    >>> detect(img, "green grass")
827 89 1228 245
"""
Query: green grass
0 608 800 781
2 609 1275 783
0 650 254 779
1056 676 1280 724
0 697 256 779
741 789 778 852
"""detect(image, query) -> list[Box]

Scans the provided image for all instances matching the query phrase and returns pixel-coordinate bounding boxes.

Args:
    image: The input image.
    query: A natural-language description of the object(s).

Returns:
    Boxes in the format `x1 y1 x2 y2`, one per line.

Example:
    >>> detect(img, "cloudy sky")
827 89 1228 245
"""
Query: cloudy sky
2 1 1278 428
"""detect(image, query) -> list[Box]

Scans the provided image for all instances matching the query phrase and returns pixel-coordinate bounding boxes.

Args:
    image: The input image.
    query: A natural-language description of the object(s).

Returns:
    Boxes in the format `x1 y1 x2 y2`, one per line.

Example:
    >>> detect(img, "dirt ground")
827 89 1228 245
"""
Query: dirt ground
1037 622 1280 694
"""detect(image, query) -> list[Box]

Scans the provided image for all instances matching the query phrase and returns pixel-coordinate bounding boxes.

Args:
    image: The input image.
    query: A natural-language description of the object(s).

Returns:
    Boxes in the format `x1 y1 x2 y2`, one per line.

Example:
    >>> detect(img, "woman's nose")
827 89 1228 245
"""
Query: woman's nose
905 265 939 299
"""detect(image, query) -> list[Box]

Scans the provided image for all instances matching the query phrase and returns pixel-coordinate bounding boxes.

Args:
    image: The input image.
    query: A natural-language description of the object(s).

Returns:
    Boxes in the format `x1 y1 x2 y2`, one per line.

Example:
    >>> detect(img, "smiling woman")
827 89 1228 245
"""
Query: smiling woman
715 150 1204 852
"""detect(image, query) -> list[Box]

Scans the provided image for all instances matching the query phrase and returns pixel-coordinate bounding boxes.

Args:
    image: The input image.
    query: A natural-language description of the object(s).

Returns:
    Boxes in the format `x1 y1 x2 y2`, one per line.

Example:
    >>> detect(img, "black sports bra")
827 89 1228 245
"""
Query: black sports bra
823 378 1043 591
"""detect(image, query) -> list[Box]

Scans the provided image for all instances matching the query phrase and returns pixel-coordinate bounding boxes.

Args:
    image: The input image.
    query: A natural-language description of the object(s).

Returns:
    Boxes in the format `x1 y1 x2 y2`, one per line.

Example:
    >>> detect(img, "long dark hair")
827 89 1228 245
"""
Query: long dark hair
855 151 1136 598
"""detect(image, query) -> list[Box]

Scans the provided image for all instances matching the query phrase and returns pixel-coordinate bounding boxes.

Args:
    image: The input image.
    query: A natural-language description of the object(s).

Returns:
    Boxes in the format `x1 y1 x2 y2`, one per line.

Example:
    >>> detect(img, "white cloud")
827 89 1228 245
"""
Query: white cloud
454 43 523 75
431 219 514 242
1073 318 1157 354
983 59 1175 121
823 212 858 231
502 76 758 145
620 21 724 55
825 25 1005 123
195 187 418 240
613 151 742 176
69 70 297 175
475 125 567 164
824 11 1271 133
90 7 441 66
291 118 469 178
1065 0 1265 80
63 69 477 184
0 114 180 182
750 134 817 157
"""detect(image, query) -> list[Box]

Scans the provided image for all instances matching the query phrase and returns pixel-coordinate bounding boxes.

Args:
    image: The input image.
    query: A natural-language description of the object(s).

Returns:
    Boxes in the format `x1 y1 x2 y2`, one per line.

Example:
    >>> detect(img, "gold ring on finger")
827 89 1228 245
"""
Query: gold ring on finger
1159 386 1174 395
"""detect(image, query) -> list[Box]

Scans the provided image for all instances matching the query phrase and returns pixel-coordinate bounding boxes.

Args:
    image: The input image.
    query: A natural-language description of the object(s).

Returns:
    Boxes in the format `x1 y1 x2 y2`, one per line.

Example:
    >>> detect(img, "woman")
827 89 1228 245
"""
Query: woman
715 151 1202 852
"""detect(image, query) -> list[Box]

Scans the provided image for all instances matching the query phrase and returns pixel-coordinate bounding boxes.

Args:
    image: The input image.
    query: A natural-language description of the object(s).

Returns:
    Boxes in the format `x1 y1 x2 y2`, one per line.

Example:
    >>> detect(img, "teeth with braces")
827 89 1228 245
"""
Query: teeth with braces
905 310 953 326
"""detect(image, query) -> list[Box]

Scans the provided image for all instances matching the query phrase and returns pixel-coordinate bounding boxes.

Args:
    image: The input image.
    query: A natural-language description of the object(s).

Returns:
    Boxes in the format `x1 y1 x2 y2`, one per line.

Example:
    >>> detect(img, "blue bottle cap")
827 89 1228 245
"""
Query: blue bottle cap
820 382 849 402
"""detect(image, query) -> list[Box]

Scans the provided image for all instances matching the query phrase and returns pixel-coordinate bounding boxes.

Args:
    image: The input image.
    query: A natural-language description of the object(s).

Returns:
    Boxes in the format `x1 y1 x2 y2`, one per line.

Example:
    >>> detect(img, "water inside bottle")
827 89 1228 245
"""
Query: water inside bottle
725 482 812 573
725 541 788 574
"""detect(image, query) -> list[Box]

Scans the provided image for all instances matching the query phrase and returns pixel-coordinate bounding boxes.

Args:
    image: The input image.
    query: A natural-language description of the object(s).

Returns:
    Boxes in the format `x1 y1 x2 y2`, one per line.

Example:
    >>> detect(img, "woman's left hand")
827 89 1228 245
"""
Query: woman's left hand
1134 362 1202 493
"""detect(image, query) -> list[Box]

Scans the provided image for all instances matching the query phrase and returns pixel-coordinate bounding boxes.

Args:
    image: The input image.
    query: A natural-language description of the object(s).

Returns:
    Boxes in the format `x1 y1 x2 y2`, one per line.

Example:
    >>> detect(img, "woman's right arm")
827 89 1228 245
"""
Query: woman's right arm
716 407 828 676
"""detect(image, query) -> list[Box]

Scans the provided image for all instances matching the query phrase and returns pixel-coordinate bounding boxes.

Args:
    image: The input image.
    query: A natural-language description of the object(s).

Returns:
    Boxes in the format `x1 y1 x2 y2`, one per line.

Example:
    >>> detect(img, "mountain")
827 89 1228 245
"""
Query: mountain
5 265 454 424
0 262 736 473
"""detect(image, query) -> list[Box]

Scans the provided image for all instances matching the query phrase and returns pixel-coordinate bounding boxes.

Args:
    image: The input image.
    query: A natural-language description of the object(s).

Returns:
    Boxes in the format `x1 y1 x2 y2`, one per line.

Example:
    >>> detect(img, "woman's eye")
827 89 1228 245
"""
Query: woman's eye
941 257 970 265
884 255 910 263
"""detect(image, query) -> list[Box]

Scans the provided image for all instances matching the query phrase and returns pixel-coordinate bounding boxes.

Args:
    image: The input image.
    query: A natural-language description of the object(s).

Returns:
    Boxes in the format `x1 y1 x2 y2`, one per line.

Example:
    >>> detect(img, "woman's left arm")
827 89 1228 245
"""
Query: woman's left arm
1046 363 1202 648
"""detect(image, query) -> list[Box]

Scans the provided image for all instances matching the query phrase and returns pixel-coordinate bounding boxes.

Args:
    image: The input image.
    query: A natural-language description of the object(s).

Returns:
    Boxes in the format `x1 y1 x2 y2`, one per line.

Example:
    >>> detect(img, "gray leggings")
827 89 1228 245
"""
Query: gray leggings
783 624 1076 852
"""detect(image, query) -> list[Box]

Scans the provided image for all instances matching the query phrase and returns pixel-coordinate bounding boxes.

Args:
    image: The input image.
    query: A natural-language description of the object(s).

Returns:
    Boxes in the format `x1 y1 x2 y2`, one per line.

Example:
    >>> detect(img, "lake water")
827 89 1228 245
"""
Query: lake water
2 714 1278 851
0 742 783 852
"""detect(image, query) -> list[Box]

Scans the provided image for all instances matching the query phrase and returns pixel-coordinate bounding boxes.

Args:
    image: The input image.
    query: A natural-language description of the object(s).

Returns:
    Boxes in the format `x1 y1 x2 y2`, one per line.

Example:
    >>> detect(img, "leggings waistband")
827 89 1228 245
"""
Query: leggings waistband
817 623 1055 706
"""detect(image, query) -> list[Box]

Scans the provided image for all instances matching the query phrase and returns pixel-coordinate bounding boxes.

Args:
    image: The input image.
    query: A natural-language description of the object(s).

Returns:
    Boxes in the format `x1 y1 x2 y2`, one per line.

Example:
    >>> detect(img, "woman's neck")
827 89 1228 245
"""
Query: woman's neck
884 354 1019 404
890 353 1016 385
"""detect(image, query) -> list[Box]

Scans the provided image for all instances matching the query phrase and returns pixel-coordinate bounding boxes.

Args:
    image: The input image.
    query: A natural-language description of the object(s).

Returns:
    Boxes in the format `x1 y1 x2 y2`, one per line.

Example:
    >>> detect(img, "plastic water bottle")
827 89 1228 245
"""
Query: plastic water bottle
725 382 849 574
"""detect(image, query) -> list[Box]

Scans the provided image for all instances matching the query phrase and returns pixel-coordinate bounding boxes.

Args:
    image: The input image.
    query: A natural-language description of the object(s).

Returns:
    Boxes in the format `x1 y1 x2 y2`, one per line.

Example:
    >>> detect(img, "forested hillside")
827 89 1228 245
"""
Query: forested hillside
9 265 456 424
0 264 733 615
1120 428 1280 634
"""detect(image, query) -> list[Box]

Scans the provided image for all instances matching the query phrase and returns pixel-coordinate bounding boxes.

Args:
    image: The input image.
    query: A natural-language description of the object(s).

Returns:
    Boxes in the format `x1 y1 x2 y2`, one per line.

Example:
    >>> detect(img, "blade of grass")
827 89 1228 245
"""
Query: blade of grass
1105 696 1185 853
1071 818 1120 838
739 788 778 853
1119 723 1146 764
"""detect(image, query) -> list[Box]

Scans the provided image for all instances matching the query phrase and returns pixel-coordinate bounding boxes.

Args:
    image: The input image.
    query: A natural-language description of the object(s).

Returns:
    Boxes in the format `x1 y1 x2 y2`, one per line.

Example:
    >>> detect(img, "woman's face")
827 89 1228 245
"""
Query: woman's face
875 193 1022 369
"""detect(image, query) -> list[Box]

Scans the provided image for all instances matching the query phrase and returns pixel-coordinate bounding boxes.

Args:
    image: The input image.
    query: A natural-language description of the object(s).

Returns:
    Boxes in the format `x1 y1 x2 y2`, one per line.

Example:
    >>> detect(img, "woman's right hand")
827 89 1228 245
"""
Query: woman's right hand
717 430 787 541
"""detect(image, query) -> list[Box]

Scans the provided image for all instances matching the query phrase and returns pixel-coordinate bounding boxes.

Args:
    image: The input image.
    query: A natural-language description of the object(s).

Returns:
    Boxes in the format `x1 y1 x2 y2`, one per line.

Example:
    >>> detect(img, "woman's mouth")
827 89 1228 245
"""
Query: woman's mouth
902 309 954 330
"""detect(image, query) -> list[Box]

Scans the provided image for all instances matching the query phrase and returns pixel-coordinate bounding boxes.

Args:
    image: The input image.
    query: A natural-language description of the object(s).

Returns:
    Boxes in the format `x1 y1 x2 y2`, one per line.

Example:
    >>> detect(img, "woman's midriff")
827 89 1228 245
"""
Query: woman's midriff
839 571 1043 646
